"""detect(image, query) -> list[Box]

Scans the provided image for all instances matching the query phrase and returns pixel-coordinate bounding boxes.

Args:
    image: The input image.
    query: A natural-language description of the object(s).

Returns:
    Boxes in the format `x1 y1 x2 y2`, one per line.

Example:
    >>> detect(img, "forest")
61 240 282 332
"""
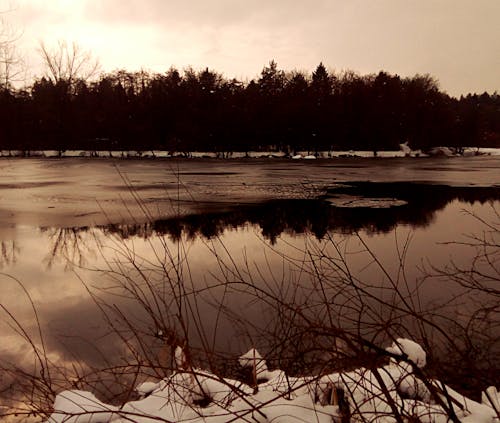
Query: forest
1 59 499 154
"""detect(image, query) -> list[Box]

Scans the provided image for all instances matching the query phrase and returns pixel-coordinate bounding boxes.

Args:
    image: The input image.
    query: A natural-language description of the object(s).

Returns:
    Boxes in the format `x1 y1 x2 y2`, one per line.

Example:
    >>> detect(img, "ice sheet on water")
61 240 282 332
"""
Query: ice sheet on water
326 195 408 208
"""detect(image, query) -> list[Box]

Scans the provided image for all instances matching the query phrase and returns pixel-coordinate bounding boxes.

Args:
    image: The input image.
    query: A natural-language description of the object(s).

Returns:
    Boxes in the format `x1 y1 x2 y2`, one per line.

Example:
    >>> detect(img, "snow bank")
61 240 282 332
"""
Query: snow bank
43 338 500 423
429 146 456 157
476 147 500 156
46 390 119 423
2 148 499 159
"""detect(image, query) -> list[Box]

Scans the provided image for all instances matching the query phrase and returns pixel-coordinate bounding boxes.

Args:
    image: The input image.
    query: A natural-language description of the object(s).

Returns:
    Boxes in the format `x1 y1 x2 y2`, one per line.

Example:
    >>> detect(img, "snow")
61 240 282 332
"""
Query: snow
429 146 456 157
377 150 407 158
483 386 500 412
1 148 499 159
239 348 268 377
326 196 408 208
43 338 500 423
46 390 119 423
475 147 500 156
135 381 160 398
385 338 427 368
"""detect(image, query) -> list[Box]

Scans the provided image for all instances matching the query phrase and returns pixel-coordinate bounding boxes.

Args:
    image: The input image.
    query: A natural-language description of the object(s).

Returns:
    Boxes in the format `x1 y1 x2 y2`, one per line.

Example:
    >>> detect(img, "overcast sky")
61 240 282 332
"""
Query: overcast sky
3 0 499 96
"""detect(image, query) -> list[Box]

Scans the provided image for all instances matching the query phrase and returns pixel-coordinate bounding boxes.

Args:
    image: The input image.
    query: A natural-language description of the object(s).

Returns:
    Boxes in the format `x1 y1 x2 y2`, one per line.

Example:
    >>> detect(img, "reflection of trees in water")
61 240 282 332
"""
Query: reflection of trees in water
41 227 98 269
0 241 19 267
101 183 500 244
38 183 500 266
100 201 406 244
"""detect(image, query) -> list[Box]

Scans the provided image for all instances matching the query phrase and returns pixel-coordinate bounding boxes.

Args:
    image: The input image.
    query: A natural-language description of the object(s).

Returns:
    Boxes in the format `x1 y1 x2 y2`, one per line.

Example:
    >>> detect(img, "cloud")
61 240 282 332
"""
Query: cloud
78 0 340 77
4 0 500 95
36 297 125 368
83 0 334 30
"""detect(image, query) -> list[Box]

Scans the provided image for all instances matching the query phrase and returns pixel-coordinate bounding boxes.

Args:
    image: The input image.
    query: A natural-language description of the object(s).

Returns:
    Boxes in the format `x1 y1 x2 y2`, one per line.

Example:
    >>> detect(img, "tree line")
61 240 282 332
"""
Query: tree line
1 60 499 154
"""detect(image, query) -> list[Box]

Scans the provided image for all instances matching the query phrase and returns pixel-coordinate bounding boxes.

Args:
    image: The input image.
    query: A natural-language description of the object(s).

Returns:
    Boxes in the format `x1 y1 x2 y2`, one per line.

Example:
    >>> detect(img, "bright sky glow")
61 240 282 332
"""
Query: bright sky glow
3 0 500 96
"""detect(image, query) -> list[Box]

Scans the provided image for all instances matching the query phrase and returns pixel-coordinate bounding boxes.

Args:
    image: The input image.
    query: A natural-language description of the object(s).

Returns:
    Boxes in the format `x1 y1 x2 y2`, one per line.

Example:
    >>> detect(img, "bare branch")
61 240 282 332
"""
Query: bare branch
0 6 24 88
38 40 101 91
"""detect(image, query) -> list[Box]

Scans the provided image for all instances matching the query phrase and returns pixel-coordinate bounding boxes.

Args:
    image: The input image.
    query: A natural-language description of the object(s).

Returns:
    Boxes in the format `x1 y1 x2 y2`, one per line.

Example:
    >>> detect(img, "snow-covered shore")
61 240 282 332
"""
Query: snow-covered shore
1 147 499 159
45 339 500 423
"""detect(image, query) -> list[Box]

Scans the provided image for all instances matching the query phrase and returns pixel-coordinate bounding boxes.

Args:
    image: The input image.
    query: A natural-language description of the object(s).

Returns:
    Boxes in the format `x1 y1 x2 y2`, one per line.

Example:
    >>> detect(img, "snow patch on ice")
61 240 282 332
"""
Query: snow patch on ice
327 195 408 208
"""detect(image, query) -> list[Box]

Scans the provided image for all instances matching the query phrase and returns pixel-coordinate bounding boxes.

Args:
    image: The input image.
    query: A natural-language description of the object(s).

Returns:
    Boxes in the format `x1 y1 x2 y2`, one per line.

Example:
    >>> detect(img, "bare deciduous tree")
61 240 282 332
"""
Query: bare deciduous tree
38 40 100 91
0 7 24 88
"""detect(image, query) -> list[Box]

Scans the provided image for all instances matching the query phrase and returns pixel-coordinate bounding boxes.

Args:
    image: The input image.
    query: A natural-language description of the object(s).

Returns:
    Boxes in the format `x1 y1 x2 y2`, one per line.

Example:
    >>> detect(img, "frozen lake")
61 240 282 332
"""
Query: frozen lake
0 156 499 404
0 155 499 228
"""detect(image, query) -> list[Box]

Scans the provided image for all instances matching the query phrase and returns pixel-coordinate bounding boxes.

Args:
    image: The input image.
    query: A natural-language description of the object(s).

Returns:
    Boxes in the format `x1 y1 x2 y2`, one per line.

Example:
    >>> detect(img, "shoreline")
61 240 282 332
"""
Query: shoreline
1 147 499 159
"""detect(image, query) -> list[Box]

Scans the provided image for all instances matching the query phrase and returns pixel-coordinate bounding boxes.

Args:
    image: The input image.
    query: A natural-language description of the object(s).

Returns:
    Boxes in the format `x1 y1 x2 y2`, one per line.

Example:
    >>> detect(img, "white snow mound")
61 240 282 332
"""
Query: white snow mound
46 390 119 423
239 348 268 377
385 338 427 368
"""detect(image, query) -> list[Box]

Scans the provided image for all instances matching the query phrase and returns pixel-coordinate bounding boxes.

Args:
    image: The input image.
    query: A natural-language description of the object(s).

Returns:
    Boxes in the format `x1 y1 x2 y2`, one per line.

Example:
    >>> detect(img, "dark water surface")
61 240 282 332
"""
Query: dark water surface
0 156 499 398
